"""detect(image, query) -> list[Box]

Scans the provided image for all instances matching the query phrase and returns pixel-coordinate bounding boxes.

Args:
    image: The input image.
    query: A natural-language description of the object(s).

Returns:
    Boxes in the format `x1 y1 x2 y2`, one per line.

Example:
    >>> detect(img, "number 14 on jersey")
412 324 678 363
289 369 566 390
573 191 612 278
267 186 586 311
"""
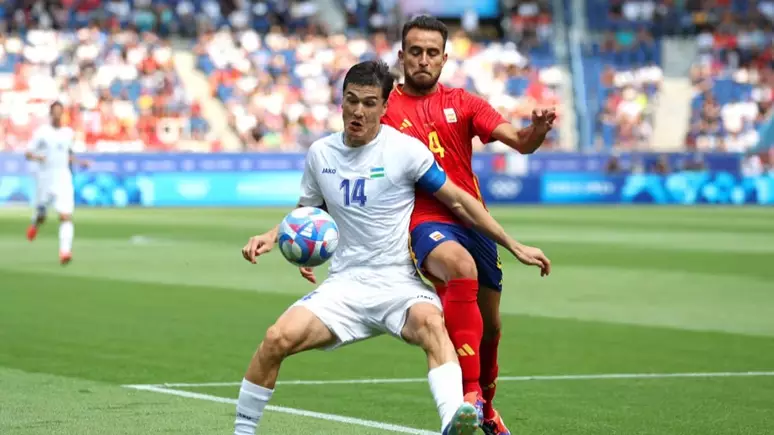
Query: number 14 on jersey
340 179 367 206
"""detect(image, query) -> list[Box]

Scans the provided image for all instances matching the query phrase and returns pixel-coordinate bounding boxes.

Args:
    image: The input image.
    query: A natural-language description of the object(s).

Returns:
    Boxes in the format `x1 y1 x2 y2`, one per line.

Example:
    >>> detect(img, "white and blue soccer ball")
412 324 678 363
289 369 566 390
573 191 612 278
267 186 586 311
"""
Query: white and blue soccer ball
277 207 339 267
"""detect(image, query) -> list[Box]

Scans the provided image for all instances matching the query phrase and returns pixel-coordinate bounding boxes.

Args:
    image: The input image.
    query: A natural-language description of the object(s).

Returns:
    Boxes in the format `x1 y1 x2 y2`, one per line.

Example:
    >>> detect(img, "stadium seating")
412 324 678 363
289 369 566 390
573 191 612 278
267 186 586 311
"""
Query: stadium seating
683 2 772 152
582 0 665 150
0 27 210 152
196 22 563 152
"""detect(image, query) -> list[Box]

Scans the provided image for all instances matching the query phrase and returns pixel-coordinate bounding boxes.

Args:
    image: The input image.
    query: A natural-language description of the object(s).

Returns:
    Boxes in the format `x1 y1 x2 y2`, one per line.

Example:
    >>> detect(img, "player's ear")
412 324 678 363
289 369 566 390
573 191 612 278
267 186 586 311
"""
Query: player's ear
442 52 448 67
398 49 404 63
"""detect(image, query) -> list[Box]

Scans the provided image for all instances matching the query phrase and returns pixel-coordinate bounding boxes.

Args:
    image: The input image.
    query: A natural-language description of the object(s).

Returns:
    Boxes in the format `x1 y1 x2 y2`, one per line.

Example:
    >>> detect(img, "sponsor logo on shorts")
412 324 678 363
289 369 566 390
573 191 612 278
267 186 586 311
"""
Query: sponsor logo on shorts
429 231 445 241
415 294 435 301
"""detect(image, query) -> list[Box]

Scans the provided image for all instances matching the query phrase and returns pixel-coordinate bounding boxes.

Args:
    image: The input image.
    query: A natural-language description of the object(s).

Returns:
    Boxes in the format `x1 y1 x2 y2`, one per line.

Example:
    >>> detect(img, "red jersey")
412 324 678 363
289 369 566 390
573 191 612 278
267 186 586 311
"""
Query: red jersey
382 84 507 230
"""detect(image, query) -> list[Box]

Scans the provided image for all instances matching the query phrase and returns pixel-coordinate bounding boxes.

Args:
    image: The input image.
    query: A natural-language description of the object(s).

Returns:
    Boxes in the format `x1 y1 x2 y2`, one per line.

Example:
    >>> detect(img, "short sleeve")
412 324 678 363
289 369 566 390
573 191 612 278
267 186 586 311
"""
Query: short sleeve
401 136 446 193
298 150 324 207
465 92 508 144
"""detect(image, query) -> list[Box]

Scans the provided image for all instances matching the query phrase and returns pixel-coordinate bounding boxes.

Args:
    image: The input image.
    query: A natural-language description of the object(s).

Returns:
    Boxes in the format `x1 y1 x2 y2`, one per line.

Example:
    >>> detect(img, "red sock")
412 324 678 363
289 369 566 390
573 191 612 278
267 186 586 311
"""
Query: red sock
443 278 483 396
480 332 501 419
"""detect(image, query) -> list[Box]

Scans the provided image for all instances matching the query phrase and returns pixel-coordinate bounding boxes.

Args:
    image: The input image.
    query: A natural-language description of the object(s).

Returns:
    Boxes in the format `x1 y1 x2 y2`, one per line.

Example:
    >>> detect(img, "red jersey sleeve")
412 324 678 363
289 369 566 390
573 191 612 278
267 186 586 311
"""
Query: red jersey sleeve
463 92 508 144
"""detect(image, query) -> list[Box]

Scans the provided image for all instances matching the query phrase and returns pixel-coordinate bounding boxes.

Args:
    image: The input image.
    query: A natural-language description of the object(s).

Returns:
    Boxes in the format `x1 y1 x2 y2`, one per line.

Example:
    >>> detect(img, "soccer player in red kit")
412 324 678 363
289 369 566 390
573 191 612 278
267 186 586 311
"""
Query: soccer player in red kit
381 16 555 435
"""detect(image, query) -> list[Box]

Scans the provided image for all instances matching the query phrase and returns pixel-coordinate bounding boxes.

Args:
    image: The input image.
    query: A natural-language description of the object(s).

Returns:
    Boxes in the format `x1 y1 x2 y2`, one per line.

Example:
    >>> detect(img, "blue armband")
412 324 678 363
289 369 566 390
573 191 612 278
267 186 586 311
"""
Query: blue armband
416 161 447 193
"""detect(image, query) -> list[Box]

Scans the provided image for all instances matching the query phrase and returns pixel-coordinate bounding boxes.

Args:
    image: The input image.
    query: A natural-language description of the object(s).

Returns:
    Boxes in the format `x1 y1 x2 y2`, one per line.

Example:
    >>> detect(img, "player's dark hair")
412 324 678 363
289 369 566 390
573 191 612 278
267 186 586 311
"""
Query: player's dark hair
401 15 448 50
342 60 394 102
50 101 63 112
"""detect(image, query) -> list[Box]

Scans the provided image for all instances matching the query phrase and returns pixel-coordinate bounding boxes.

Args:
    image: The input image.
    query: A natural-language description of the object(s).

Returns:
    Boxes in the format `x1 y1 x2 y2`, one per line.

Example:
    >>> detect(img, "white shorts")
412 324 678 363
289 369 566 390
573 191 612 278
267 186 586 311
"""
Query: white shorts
292 265 442 350
34 180 74 215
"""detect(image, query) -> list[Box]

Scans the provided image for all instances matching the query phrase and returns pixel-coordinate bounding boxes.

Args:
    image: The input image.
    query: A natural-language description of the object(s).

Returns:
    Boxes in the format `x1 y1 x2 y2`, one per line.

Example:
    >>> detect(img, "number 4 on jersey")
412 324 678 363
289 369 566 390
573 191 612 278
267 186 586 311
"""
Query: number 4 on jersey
428 131 445 158
340 179 367 206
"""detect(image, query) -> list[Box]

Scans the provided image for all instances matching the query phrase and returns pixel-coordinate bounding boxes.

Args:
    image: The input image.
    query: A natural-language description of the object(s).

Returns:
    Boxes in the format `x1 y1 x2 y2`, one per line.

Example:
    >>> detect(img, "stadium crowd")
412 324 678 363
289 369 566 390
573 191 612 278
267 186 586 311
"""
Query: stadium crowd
197 25 562 152
585 0 773 152
0 0 770 156
0 22 211 152
685 1 774 152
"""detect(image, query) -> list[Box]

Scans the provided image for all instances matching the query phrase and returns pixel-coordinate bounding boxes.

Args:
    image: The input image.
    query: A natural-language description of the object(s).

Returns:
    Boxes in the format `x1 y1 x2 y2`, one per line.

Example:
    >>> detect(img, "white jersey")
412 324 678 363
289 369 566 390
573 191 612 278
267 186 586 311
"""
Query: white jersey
27 124 76 184
299 125 441 275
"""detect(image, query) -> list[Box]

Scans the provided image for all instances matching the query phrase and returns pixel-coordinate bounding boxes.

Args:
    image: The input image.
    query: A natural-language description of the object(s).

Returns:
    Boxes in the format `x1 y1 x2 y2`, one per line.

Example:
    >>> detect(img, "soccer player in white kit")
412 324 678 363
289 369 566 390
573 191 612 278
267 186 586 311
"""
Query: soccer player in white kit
237 61 550 435
24 101 89 265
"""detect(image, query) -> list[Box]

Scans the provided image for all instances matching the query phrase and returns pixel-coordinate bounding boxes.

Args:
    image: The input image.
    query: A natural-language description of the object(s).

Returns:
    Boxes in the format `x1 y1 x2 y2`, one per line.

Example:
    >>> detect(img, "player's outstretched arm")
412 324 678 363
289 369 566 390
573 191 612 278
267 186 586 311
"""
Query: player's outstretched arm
490 108 557 154
69 150 91 168
432 181 551 276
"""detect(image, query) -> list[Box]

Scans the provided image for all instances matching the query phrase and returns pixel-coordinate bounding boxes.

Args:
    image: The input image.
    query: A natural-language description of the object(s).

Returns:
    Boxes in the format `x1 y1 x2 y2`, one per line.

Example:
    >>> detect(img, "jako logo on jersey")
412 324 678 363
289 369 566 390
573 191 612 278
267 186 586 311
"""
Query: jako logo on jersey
429 231 445 241
322 168 337 174
443 108 457 123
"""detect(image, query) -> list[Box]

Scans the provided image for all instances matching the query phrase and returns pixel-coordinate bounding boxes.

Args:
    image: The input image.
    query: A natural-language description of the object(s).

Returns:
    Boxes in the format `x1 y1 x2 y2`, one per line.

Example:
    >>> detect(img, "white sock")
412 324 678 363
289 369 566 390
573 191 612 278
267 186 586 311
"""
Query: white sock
59 221 73 254
428 362 465 431
234 378 274 435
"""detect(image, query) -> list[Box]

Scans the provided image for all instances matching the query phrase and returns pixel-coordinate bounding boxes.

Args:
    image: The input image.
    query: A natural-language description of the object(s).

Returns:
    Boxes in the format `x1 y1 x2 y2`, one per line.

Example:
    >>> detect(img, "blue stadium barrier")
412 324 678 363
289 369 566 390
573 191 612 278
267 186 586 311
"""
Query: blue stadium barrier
1 152 764 206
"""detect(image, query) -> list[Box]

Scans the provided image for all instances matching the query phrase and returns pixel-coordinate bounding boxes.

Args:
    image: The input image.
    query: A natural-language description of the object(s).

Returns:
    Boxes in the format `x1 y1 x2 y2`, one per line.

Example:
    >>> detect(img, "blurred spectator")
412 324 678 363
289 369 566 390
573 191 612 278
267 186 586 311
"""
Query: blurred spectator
0 25 211 152
685 1 773 152
197 25 562 152
591 46 662 150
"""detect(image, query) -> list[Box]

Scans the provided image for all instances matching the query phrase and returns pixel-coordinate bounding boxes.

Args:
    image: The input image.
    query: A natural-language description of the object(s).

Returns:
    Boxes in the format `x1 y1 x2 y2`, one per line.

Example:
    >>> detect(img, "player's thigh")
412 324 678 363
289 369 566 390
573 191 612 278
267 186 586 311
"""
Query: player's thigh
400 300 448 348
265 304 338 356
53 184 75 219
34 183 53 209
410 222 477 282
372 275 444 344
291 279 379 351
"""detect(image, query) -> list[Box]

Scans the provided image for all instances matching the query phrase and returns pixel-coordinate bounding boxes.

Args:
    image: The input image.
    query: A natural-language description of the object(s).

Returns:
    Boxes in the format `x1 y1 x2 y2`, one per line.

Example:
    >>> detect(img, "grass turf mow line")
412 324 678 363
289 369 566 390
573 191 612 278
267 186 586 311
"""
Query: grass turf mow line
126 370 774 388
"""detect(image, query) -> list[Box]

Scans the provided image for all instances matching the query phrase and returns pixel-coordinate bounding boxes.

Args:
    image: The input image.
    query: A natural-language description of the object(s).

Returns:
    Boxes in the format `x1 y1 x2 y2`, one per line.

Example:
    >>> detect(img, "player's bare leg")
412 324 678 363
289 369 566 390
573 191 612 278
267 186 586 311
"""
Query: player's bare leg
58 213 74 265
424 241 485 408
234 306 336 435
27 206 46 241
401 302 479 435
478 287 510 435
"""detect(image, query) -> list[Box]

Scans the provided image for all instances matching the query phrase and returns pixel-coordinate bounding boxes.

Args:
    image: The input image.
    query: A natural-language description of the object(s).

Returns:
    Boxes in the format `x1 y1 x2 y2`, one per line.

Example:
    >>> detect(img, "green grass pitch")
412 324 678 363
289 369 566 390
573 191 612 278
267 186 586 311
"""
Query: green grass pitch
1 206 773 434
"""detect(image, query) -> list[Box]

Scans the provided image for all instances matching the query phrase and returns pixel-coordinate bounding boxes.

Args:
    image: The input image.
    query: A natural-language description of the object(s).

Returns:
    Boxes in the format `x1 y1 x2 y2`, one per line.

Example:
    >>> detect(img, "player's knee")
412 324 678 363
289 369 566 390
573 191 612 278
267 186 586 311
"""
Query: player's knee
417 311 448 347
426 243 477 282
482 317 501 340
260 325 294 360
59 214 72 222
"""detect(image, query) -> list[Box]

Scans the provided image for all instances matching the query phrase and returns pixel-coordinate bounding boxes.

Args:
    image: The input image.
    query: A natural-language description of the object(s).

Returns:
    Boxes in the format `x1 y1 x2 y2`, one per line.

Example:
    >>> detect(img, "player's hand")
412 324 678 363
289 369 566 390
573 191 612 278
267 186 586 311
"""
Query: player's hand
531 108 557 133
299 267 317 284
241 234 275 264
512 244 551 277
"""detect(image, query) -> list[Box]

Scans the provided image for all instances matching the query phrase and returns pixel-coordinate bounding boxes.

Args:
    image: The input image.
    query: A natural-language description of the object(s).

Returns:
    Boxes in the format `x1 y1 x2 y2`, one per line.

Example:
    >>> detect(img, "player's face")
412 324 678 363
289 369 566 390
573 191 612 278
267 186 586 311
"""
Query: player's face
399 29 447 92
50 105 63 125
341 84 386 146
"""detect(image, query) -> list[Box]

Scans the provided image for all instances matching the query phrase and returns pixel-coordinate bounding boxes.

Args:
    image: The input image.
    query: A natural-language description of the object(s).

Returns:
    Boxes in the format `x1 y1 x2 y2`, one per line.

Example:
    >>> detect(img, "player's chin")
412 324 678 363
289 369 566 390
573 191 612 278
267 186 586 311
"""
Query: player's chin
346 122 365 136
410 73 437 88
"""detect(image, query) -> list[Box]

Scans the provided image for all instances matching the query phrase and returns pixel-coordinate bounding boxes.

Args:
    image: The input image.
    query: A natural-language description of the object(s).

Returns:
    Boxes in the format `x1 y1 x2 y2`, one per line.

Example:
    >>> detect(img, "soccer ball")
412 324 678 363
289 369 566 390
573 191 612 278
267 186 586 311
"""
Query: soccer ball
277 207 339 267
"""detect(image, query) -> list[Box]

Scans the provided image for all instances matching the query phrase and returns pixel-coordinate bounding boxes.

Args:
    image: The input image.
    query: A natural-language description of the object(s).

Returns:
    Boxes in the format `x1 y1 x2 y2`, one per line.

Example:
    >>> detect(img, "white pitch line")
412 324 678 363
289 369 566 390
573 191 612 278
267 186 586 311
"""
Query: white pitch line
125 385 438 435
130 370 774 389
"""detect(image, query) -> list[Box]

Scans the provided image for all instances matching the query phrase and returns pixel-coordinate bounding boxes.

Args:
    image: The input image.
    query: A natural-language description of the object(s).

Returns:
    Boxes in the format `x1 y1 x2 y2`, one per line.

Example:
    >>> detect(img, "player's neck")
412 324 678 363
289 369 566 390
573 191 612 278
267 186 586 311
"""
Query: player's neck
51 122 62 129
